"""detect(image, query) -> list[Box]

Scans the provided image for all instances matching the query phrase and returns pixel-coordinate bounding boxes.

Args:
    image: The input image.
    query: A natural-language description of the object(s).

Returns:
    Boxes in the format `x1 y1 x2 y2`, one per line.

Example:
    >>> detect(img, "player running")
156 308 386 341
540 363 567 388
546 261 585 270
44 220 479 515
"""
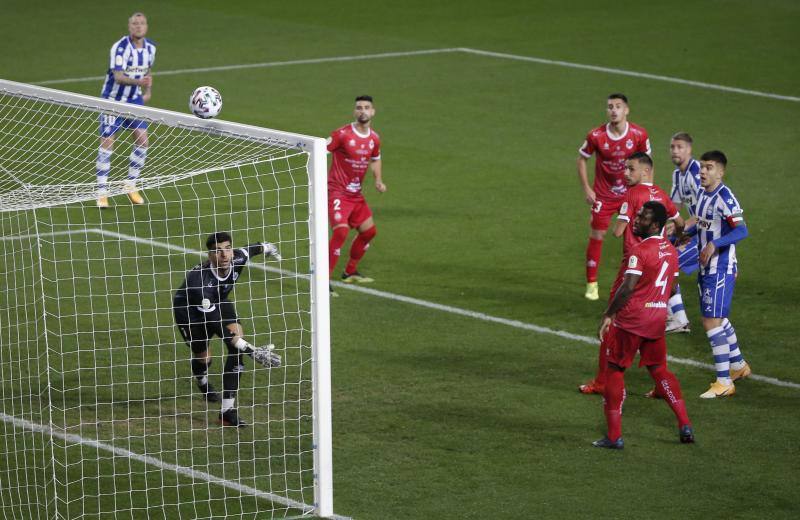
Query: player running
579 152 683 395
681 151 751 398
593 201 694 449
327 95 385 296
577 93 651 300
665 132 702 333
173 232 282 427
96 12 156 208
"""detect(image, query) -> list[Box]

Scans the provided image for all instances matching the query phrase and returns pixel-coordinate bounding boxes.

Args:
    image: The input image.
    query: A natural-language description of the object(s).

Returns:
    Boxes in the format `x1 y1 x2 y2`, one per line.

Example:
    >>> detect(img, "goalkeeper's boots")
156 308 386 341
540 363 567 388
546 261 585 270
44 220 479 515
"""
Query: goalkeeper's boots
341 271 374 284
250 344 282 368
679 424 695 444
592 436 624 450
699 380 735 399
198 382 220 403
329 284 339 298
125 182 145 205
584 282 599 301
97 196 109 208
730 362 752 382
219 408 247 428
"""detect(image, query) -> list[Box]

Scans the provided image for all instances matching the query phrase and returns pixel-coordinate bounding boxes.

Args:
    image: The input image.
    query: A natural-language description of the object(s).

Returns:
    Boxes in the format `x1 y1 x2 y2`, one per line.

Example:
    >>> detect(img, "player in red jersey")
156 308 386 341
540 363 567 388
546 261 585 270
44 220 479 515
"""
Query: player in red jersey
327 95 386 295
592 201 694 449
577 93 651 301
579 152 684 395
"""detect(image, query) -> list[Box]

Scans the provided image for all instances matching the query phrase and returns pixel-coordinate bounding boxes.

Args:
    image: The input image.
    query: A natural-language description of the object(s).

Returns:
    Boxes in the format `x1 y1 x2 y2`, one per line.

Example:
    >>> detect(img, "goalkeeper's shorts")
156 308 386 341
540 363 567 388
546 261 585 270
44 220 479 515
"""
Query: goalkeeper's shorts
174 302 239 353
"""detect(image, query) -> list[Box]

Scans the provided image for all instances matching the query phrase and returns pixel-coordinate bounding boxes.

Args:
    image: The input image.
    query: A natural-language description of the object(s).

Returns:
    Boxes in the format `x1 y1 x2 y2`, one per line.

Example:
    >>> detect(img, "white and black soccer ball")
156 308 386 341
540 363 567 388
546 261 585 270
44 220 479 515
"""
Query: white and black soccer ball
190 86 223 119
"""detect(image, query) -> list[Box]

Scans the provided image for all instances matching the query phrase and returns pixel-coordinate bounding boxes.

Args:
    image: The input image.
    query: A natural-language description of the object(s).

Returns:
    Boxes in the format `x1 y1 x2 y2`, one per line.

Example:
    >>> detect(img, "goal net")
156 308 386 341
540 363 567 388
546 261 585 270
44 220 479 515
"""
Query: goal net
0 79 333 519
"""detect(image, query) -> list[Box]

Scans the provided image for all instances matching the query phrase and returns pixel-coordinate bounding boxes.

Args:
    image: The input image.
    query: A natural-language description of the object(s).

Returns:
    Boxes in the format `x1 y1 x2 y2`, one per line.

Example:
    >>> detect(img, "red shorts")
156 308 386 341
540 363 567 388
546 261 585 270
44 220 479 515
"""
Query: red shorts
589 197 624 231
605 322 667 369
329 195 372 228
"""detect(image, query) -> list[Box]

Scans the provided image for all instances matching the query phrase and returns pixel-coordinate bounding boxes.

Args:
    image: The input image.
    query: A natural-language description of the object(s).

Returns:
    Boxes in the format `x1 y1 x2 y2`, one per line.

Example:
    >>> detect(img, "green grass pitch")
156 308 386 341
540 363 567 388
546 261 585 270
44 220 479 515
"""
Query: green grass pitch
1 0 799 518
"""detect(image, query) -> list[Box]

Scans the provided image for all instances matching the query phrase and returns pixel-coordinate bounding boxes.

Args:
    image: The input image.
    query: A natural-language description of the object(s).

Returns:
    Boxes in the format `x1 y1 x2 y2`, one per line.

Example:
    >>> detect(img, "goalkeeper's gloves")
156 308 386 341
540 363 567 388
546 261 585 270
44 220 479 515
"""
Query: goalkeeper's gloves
250 344 282 368
261 242 281 260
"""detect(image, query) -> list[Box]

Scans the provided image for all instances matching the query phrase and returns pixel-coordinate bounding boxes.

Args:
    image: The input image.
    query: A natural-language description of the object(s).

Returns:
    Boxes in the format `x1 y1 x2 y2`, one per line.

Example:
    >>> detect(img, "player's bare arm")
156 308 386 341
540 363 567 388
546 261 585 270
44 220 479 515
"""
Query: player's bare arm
371 159 386 192
598 272 640 339
113 70 152 88
577 156 595 205
671 214 685 237
612 218 627 238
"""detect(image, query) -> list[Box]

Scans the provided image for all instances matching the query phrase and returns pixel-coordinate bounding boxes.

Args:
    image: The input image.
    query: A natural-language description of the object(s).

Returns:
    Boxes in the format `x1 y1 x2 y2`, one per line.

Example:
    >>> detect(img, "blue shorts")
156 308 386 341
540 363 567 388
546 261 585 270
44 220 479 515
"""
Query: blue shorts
697 271 736 318
98 98 148 137
677 235 699 275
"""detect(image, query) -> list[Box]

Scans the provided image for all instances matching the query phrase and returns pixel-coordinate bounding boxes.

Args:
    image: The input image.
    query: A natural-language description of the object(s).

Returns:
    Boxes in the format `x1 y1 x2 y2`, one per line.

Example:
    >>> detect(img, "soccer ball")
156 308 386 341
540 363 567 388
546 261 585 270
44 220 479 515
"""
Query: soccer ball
190 86 223 119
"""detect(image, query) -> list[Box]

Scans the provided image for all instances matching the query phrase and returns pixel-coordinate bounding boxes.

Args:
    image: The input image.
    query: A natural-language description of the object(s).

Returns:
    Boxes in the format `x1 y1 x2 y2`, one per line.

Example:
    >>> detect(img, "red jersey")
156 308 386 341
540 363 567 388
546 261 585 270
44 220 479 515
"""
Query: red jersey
578 122 651 201
617 183 679 257
327 123 381 201
613 235 679 339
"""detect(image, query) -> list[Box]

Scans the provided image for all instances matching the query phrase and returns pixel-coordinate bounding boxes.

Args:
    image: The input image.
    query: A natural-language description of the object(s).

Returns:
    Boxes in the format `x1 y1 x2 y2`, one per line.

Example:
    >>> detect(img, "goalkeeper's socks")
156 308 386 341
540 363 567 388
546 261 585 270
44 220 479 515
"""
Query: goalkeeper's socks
128 146 147 180
191 359 210 386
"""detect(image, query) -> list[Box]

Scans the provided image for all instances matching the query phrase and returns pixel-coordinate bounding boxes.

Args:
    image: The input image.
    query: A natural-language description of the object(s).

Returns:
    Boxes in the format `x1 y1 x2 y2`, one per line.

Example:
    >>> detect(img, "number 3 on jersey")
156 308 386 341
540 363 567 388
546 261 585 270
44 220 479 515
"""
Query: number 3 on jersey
654 261 670 295
592 200 603 213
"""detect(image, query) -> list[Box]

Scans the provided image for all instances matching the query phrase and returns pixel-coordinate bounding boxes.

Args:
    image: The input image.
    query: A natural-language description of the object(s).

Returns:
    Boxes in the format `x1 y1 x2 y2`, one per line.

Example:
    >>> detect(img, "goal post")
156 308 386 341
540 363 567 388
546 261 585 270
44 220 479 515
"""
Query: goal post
0 78 334 518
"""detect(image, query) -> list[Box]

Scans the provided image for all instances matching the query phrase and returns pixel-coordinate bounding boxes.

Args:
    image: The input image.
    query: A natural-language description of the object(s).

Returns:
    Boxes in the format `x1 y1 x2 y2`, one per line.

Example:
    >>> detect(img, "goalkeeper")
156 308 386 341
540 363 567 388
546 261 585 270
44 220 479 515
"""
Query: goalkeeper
173 231 281 427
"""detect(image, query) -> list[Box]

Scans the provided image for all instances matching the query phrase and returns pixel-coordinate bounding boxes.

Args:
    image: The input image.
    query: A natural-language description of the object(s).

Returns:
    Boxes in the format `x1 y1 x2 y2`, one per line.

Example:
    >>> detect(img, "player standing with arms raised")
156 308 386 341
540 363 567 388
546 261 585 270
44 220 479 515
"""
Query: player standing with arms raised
173 232 282 427
593 201 693 449
96 12 155 208
577 93 651 300
327 95 386 294
681 151 751 398
579 152 683 395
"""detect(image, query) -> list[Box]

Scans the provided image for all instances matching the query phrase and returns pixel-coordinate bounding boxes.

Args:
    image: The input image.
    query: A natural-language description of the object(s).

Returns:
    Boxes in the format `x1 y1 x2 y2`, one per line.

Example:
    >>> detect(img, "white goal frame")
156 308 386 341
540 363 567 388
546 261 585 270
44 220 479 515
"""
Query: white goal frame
0 78 334 518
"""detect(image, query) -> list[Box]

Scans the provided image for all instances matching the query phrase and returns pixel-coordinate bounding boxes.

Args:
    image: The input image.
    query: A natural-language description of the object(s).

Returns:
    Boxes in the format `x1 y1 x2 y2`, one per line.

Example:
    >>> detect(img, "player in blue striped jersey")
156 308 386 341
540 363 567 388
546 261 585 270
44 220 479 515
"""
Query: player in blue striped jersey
96 12 156 208
664 133 701 334
680 150 751 398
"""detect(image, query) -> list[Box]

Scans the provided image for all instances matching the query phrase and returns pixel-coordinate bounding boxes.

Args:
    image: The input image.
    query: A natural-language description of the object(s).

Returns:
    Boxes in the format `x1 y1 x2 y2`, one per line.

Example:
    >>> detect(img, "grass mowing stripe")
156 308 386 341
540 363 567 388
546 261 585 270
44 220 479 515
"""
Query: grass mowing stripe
32 47 800 103
24 228 797 391
458 47 800 103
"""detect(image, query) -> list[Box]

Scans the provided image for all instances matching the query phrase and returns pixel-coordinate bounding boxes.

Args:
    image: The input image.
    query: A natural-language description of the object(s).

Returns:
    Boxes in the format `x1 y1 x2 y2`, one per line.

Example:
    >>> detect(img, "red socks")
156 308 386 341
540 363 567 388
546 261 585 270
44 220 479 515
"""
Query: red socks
595 339 609 386
329 226 350 276
603 367 626 442
344 226 377 275
586 237 603 283
648 365 691 428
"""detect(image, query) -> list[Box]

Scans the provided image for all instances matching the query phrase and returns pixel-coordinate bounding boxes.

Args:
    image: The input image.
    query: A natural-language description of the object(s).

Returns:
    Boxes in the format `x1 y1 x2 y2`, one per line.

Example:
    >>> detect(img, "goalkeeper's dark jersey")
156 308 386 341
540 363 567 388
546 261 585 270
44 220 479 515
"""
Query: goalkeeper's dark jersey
173 244 265 323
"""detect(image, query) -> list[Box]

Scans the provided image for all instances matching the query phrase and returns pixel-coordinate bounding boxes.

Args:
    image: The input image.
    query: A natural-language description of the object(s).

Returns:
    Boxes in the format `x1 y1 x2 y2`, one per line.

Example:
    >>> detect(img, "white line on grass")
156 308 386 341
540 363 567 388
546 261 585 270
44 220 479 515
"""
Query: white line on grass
0 412 358 520
32 47 800 103
33 48 462 86
74 228 800 390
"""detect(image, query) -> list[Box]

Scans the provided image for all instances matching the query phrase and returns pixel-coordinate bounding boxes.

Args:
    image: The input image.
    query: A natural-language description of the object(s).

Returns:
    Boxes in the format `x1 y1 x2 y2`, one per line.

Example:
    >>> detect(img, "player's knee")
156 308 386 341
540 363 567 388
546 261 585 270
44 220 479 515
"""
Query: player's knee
360 226 377 240
332 226 349 241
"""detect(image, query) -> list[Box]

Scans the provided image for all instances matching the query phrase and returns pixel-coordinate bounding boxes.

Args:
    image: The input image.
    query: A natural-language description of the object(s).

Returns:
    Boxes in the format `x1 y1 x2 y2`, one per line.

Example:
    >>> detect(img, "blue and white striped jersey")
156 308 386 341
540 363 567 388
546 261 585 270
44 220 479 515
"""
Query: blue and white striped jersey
670 158 701 218
100 36 156 104
696 183 745 275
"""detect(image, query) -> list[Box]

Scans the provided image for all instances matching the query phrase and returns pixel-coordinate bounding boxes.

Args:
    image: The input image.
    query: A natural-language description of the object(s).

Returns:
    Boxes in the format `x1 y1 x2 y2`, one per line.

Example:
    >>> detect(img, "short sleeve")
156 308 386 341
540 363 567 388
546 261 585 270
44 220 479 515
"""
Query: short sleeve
625 254 643 276
638 129 652 155
670 170 682 204
719 191 745 227
371 137 381 160
111 42 126 71
326 130 342 153
578 131 594 158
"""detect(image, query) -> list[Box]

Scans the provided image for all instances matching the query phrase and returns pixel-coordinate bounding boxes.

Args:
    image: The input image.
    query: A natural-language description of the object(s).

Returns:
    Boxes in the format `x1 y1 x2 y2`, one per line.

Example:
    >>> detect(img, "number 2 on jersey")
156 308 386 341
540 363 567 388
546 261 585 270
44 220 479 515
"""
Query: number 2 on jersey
333 198 341 211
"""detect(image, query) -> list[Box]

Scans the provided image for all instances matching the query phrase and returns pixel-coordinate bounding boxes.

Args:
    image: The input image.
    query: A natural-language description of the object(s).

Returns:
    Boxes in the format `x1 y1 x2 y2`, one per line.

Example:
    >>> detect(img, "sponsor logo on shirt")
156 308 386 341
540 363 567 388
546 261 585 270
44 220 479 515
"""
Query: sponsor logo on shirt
644 302 667 308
